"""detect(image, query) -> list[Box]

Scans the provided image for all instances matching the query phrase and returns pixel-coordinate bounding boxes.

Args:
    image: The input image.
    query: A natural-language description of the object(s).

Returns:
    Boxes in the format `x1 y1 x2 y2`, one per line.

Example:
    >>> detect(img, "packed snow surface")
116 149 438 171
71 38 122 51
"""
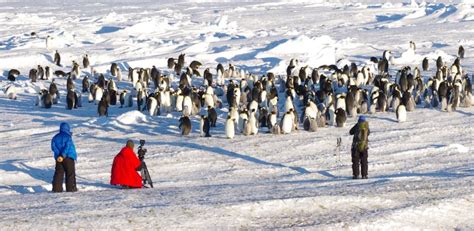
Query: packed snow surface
0 0 473 230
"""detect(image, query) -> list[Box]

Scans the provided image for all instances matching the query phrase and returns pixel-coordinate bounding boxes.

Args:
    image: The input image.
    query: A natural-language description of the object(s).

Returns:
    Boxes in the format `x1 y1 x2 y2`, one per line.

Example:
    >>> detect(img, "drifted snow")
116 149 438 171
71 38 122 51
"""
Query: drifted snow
0 0 473 230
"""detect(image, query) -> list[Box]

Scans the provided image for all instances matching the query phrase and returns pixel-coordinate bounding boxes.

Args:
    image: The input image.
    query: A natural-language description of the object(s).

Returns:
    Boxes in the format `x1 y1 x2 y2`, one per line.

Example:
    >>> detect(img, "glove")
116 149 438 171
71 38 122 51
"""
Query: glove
57 156 64 163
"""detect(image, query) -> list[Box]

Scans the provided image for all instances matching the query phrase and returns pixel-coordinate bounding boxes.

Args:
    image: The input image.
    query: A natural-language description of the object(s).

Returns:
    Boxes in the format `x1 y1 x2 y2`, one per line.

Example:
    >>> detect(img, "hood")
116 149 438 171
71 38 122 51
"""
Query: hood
59 122 72 135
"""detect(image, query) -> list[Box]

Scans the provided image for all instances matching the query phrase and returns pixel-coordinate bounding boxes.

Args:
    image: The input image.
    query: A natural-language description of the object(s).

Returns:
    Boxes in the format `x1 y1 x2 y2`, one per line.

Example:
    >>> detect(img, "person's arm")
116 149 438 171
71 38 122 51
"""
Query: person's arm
349 123 357 135
51 137 60 160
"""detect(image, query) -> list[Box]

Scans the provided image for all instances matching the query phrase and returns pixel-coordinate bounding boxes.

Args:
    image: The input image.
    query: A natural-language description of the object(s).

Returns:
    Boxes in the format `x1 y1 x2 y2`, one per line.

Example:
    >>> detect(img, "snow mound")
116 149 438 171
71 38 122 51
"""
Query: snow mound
257 35 336 73
114 111 148 125
448 144 469 154
122 19 173 35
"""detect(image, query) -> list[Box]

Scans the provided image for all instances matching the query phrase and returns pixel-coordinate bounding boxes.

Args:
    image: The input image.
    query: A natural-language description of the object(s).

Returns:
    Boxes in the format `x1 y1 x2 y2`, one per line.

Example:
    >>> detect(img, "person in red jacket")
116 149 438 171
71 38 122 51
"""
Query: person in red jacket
110 140 143 188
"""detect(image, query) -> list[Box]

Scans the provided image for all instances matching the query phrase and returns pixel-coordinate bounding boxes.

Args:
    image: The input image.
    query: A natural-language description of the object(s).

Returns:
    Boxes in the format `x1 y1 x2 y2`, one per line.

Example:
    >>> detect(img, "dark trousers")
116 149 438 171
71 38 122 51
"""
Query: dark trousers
52 157 77 192
351 148 368 177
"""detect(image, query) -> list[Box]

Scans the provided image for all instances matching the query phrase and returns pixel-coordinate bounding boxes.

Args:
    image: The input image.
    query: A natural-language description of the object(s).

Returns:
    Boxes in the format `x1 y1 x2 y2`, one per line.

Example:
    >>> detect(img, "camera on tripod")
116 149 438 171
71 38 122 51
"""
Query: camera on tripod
137 139 147 161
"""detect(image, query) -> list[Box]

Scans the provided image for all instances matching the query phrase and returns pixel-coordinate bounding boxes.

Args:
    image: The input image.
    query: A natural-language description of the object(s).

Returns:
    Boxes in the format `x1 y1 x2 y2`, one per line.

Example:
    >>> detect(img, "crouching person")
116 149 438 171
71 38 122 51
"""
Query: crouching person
110 140 143 188
51 122 78 192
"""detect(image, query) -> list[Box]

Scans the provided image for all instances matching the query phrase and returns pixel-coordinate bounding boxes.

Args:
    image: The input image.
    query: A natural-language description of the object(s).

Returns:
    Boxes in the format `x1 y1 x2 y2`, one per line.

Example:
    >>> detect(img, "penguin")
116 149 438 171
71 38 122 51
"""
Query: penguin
178 54 185 68
335 108 347 127
98 96 108 117
66 90 76 110
316 111 326 128
8 69 20 81
5 85 17 100
167 58 175 69
109 89 117 106
94 87 104 105
71 61 80 80
43 91 53 109
37 65 44 80
346 92 357 117
82 76 90 93
147 94 159 116
66 76 75 91
49 81 59 103
29 69 38 82
111 63 119 77
44 66 51 80
75 91 82 108
83 54 90 68
225 116 235 139
179 116 192 136
303 116 317 132
402 91 416 112
280 110 294 134
182 95 193 116
249 109 258 135
199 115 206 137
458 45 465 59
436 56 443 70
238 109 249 132
242 119 252 136
45 35 51 50
208 106 218 127
119 90 127 108
53 50 61 66
137 88 146 111
396 104 407 123
201 115 211 137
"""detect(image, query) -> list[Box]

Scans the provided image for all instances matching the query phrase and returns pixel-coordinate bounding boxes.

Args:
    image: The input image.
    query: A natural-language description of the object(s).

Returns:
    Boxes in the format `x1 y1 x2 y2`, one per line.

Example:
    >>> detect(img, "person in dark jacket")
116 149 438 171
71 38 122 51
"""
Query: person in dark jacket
349 116 370 179
51 122 78 192
110 140 143 188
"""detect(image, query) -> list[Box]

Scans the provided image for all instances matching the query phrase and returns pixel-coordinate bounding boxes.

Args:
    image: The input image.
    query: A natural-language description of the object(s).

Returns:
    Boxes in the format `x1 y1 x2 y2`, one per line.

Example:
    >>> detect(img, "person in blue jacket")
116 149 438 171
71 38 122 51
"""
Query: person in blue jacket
51 122 78 192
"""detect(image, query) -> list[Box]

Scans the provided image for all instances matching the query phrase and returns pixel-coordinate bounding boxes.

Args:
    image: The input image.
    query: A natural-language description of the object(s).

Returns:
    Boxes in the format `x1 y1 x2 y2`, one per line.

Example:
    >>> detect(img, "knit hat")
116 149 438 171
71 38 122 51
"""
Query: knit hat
358 116 367 122
126 140 135 149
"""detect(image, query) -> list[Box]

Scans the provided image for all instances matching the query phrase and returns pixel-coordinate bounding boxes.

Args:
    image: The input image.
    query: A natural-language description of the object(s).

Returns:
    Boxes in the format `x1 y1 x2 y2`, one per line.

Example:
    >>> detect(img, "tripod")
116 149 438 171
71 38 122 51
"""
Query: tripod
140 160 153 188
334 137 342 167
138 140 154 188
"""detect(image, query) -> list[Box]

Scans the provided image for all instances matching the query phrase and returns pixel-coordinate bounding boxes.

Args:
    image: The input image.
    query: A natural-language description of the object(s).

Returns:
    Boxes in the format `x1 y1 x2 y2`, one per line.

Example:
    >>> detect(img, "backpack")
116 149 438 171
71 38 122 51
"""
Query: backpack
356 122 369 152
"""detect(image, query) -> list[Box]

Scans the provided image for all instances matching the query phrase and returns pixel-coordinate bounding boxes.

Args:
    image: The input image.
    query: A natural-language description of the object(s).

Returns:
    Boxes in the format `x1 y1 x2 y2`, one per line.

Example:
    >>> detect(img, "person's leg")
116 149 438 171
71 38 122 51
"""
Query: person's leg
351 148 360 179
63 158 77 192
52 160 64 192
361 149 368 178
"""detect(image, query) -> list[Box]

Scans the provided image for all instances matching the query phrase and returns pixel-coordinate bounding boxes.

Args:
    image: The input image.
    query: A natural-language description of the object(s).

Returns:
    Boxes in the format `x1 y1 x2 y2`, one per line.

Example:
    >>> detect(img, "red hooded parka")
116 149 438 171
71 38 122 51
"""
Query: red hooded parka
110 147 143 188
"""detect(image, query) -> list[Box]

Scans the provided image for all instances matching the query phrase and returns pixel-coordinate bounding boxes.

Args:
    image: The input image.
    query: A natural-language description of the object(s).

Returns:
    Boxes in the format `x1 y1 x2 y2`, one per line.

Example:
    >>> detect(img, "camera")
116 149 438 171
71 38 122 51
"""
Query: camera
138 139 147 161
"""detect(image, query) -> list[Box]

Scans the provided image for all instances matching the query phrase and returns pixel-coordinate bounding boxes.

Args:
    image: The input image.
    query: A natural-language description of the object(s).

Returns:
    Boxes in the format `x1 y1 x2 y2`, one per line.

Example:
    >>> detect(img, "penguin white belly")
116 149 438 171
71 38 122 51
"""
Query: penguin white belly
225 119 235 139
281 115 293 134
397 105 407 122
148 97 158 116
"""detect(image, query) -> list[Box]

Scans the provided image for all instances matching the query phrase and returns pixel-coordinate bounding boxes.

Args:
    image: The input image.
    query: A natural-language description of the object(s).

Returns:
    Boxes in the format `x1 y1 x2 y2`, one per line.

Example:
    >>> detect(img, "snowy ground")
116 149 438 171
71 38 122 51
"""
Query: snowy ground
0 0 474 229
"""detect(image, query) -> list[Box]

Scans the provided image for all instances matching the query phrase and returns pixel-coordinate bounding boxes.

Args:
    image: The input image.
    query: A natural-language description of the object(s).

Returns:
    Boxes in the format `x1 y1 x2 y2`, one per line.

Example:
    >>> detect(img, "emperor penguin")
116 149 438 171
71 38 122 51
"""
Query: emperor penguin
200 115 211 137
208 106 218 127
281 110 294 134
242 119 252 136
8 69 20 81
45 66 51 80
95 87 104 105
66 90 76 110
335 108 347 127
82 76 90 93
239 109 249 132
396 104 407 123
179 116 192 136
98 96 108 117
225 116 235 139
53 50 61 66
422 57 429 71
458 45 465 59
303 116 317 132
147 94 159 116
43 91 53 109
267 110 278 132
83 54 90 68
5 85 17 100
249 109 258 135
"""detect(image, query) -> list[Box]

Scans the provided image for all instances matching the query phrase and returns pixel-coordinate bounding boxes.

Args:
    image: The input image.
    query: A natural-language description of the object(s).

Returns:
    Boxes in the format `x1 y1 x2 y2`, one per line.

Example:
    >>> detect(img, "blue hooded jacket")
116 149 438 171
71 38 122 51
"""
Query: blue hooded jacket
51 122 77 161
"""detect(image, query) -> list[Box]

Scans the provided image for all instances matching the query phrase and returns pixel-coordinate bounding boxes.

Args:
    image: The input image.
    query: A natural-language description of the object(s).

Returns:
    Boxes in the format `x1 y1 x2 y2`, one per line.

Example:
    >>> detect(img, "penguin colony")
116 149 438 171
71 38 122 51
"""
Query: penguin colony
2 43 473 138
